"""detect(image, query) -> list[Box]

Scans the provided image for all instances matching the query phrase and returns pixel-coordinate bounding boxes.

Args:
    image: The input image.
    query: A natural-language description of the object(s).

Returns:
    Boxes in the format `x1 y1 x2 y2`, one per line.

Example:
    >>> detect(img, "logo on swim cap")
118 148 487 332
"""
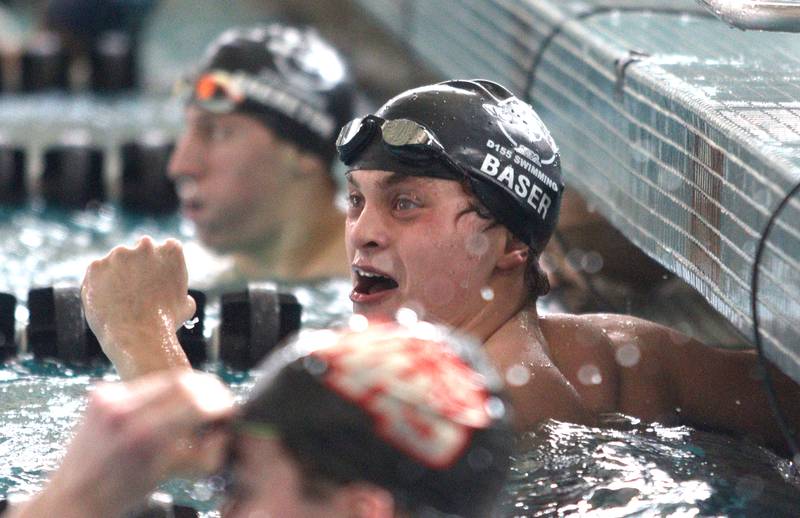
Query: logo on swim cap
482 98 558 165
262 25 346 92
312 329 493 469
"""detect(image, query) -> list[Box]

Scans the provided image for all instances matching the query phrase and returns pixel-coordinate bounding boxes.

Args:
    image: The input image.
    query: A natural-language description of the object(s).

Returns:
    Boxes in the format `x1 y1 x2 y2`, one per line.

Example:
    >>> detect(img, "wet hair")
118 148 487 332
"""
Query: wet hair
239 323 514 517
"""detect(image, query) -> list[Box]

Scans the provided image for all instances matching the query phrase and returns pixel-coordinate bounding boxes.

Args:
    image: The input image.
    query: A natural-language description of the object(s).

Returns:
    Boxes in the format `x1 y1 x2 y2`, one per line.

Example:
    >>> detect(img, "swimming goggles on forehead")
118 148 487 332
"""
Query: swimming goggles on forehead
181 71 247 113
337 115 462 174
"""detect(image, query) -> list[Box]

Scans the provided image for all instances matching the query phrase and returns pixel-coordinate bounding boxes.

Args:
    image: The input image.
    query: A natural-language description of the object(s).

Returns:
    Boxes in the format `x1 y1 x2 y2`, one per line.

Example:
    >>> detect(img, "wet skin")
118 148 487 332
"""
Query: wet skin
168 106 295 253
344 170 800 450
345 170 508 328
222 435 330 518
222 435 395 518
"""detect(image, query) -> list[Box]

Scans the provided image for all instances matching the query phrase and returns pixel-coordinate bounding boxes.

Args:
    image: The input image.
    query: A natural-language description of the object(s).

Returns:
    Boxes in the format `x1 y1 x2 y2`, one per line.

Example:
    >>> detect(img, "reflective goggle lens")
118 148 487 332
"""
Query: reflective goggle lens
336 115 445 165
190 72 245 112
336 117 369 149
382 118 439 148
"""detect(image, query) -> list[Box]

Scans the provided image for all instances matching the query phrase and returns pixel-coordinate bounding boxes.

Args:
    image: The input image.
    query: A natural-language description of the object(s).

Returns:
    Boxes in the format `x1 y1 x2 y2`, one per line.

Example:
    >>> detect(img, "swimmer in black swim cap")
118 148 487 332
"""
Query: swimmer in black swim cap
169 24 355 283
340 79 560 324
338 79 800 448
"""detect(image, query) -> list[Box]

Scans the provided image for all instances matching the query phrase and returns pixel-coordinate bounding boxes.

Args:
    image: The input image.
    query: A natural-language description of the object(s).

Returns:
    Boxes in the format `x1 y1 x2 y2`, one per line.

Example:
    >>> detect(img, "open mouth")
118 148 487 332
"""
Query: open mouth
352 266 399 296
179 198 204 221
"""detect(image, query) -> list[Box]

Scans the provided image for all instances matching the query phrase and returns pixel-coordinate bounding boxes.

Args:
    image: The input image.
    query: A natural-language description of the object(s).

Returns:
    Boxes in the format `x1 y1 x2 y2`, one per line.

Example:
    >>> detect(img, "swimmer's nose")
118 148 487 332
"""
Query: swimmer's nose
346 203 391 252
168 131 206 180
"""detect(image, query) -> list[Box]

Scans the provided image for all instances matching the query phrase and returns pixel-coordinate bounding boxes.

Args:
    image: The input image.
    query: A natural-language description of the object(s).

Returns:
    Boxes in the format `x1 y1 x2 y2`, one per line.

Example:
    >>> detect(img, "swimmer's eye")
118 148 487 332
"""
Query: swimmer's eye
346 192 364 210
393 195 422 212
209 124 236 142
197 120 236 142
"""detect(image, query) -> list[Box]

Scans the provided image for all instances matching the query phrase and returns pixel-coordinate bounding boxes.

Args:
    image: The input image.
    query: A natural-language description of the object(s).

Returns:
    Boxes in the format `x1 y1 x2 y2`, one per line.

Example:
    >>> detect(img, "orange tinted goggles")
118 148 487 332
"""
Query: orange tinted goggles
190 72 246 111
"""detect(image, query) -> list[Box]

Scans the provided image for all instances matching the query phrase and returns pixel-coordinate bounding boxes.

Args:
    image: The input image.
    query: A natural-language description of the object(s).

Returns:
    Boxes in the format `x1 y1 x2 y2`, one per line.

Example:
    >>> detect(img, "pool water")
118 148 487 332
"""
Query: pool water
0 205 799 516
502 417 800 517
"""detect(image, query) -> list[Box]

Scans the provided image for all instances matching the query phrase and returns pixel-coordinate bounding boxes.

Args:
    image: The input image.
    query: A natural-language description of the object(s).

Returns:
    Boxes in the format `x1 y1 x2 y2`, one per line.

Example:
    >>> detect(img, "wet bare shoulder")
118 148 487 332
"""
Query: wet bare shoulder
570 313 682 422
538 313 620 415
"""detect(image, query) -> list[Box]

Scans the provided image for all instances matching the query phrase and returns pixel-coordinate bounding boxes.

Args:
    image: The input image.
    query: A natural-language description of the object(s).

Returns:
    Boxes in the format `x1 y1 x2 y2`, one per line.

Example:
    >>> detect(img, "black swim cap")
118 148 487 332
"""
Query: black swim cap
188 24 354 164
239 322 513 518
338 79 563 252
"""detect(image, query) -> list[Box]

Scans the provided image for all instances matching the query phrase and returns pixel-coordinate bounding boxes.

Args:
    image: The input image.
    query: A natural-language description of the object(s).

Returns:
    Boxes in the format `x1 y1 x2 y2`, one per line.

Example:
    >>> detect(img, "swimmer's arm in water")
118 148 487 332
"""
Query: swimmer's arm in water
5 371 233 518
598 315 800 453
81 237 195 379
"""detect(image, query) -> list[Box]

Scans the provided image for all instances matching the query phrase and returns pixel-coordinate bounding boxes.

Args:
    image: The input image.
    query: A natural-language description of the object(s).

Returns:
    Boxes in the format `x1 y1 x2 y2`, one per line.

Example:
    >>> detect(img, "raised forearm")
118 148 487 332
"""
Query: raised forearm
101 325 190 380
82 237 196 380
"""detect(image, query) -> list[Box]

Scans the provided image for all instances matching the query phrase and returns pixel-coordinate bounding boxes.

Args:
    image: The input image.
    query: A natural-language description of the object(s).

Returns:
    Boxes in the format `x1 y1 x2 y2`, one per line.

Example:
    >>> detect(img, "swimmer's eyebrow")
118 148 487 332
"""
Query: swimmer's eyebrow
345 171 416 190
379 172 415 189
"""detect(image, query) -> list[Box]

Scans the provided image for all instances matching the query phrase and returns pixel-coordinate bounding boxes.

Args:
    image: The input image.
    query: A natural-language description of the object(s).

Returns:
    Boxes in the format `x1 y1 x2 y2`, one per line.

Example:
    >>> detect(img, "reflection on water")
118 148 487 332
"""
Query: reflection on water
0 358 255 516
0 204 190 303
502 416 800 517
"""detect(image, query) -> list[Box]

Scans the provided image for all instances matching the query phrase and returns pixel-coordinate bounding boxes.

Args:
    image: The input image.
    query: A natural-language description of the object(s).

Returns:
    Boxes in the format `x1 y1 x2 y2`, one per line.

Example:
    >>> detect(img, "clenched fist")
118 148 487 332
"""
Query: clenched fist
82 236 195 379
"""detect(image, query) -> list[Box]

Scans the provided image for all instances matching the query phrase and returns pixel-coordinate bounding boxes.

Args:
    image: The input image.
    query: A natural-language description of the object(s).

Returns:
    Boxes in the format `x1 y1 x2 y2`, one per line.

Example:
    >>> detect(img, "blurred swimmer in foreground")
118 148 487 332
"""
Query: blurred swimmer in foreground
5 323 513 518
169 24 355 284
80 79 800 454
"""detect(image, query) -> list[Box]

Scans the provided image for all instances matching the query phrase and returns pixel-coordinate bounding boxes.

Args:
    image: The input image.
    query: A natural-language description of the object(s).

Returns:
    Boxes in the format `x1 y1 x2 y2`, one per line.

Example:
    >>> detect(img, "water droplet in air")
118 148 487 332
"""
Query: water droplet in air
395 307 419 326
485 396 506 419
465 233 490 256
615 343 641 367
506 364 530 386
183 316 199 329
581 251 603 273
577 364 602 385
348 313 369 331
303 355 328 376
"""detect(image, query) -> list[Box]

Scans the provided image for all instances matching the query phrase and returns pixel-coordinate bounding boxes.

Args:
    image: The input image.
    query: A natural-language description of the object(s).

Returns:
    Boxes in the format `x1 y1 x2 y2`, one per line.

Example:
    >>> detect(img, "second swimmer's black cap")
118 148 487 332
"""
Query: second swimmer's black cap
339 79 563 253
187 24 354 164
239 322 513 518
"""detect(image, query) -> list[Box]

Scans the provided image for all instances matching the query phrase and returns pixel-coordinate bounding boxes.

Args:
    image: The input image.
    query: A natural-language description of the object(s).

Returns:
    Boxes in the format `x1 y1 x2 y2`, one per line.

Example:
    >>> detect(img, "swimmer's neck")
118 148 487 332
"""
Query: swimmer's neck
456 281 542 347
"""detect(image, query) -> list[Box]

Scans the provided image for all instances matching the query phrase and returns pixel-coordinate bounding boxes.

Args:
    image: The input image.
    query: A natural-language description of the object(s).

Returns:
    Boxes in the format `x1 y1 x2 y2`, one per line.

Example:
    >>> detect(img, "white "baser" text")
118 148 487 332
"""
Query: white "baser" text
480 153 551 219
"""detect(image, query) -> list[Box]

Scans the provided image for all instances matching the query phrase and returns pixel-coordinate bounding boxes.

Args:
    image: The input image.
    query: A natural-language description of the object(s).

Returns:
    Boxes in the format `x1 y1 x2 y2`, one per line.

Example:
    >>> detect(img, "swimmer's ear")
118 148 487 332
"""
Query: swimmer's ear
496 233 529 271
283 144 326 180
